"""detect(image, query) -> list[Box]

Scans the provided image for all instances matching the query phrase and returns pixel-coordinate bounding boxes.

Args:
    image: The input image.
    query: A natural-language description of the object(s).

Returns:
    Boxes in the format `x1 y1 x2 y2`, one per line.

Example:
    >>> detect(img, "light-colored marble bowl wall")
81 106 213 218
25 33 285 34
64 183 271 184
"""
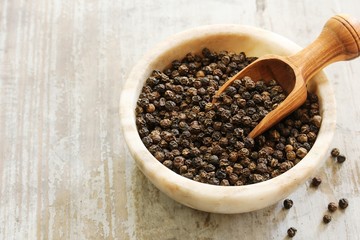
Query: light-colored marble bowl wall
119 25 336 214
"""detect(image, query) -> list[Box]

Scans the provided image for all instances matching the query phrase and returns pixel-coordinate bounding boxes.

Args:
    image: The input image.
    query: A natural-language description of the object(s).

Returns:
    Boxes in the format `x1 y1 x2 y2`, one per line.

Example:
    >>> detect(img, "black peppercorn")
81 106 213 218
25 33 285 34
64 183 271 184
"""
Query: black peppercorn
337 154 346 163
225 86 237 96
182 172 194 179
163 160 173 169
154 151 165 162
323 214 332 224
220 179 230 186
330 148 340 157
215 169 227 179
296 147 308 159
283 199 293 209
164 101 176 111
311 177 322 187
208 177 220 185
287 227 297 238
204 164 216 172
339 198 349 209
297 134 308 143
249 173 264 183
328 202 337 212
285 144 293 152
141 136 153 147
302 142 311 151
286 151 296 161
173 156 185 169
138 127 149 138
311 115 322 127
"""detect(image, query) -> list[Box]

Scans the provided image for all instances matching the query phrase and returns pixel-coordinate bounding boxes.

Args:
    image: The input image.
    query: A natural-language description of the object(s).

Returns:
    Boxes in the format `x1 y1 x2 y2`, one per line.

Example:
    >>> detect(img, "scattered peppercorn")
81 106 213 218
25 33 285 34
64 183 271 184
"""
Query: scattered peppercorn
328 202 337 212
283 199 294 209
311 177 322 187
337 154 346 163
323 214 332 224
136 48 321 186
339 198 349 209
287 227 297 238
330 148 340 157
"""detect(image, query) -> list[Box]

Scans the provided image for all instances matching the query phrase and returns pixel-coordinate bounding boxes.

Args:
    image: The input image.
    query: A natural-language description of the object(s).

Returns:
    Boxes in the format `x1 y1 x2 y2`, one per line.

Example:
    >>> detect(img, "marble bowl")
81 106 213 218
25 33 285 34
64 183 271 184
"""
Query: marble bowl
120 25 336 214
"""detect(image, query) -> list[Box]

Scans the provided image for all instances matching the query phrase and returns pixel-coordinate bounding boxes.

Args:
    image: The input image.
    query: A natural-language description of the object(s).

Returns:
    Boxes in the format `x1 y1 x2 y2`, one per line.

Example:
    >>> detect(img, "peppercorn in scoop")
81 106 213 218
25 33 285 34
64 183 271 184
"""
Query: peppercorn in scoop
136 48 321 186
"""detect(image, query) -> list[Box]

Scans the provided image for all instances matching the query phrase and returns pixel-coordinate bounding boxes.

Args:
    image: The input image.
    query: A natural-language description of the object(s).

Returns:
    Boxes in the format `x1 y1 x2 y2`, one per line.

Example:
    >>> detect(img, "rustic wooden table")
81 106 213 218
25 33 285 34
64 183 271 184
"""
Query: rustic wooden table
1 0 360 239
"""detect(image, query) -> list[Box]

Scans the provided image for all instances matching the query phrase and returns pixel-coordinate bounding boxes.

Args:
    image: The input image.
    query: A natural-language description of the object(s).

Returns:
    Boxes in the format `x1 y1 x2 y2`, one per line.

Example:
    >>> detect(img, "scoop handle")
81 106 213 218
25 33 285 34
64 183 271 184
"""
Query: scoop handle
289 14 360 83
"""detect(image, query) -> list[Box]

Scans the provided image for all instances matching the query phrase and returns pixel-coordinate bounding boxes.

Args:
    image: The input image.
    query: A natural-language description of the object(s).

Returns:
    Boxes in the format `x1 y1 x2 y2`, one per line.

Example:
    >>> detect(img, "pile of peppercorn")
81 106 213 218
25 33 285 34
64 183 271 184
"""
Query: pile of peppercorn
136 48 322 186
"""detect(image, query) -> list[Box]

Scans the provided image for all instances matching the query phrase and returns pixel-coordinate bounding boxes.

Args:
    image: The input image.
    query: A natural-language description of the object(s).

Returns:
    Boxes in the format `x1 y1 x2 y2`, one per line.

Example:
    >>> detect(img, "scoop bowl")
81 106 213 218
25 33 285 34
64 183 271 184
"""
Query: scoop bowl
214 15 359 139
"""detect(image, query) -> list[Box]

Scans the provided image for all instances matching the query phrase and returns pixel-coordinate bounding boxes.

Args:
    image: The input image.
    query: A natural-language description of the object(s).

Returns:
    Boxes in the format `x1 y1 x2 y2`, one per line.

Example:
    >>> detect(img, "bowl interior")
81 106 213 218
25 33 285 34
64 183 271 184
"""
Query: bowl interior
120 25 336 214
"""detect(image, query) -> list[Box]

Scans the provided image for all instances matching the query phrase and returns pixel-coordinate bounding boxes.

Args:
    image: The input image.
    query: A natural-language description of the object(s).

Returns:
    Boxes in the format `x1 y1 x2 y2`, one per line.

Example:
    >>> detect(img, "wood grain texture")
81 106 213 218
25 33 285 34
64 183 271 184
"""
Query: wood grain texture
0 0 359 239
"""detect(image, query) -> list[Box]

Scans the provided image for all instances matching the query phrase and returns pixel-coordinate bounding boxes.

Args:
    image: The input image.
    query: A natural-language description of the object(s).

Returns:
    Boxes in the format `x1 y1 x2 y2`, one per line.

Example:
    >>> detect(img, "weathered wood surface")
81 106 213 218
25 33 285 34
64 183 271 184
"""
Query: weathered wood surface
0 0 359 239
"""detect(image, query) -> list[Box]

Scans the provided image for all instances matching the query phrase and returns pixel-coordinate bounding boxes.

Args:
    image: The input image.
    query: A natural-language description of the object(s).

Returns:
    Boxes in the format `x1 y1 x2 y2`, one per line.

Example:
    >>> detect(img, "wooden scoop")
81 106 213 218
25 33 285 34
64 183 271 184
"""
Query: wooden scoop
214 14 360 138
